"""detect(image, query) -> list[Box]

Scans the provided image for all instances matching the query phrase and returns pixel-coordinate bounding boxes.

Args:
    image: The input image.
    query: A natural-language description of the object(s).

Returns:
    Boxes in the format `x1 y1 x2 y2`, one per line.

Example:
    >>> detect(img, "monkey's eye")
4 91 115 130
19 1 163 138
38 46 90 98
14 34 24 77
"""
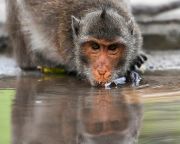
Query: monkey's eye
91 42 100 51
108 43 125 55
108 44 119 51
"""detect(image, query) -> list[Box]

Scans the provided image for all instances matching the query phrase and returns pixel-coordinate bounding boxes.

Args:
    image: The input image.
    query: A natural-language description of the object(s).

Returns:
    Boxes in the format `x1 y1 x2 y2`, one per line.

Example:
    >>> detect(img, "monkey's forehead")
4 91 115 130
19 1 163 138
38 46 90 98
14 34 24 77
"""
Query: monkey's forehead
79 36 127 45
80 9 130 39
82 21 130 41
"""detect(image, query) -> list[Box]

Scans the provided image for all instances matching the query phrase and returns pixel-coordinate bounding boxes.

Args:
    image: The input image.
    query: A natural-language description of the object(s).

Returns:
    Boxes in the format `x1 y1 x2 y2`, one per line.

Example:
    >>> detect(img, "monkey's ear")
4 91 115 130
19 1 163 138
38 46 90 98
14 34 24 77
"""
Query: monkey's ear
71 16 80 36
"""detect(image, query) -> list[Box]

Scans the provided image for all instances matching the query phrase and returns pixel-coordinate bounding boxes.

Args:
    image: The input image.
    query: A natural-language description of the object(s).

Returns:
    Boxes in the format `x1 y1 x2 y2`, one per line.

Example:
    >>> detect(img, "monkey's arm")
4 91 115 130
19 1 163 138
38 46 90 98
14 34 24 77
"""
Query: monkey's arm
122 53 148 87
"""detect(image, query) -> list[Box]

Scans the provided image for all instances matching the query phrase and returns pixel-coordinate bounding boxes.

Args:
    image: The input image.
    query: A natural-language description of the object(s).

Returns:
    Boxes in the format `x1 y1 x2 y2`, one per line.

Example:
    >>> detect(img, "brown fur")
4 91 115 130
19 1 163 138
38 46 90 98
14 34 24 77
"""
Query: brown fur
6 0 145 85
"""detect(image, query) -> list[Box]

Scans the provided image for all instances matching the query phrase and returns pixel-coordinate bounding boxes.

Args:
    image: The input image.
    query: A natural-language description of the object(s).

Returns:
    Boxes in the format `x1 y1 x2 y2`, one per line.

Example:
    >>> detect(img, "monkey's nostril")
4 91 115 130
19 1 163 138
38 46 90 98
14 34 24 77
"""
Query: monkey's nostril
97 69 106 75
98 70 111 80
93 68 111 84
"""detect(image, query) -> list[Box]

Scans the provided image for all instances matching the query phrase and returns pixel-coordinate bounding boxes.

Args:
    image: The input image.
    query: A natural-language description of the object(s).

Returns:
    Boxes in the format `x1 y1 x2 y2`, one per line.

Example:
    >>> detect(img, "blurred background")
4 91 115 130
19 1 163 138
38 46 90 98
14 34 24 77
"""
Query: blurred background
0 0 180 75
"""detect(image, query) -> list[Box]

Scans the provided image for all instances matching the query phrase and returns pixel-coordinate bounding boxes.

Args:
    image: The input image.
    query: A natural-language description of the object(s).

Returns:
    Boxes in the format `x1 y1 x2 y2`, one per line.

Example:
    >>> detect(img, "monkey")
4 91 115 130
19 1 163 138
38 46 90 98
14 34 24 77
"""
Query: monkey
6 0 147 86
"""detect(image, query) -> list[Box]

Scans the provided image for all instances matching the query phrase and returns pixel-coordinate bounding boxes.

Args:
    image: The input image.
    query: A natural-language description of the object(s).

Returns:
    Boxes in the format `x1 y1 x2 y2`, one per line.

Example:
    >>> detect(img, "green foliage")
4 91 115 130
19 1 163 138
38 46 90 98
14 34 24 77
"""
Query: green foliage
0 89 15 144
139 102 180 144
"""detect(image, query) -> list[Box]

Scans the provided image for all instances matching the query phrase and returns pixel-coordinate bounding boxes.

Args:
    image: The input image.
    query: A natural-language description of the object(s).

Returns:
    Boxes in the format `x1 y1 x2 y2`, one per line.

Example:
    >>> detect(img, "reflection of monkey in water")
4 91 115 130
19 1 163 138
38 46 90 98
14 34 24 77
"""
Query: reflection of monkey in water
13 77 143 144
7 0 147 86
78 89 143 144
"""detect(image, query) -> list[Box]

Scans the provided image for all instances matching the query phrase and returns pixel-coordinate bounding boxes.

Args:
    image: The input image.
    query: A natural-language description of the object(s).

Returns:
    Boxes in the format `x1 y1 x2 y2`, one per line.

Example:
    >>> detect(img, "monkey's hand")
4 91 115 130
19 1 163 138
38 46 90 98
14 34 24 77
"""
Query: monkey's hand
130 53 148 71
124 53 147 86
105 71 142 89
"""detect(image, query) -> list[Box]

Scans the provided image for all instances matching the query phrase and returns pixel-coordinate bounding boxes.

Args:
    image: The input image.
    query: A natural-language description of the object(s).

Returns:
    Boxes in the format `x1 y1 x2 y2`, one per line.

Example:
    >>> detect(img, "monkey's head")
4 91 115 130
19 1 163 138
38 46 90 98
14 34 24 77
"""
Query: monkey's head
72 9 142 86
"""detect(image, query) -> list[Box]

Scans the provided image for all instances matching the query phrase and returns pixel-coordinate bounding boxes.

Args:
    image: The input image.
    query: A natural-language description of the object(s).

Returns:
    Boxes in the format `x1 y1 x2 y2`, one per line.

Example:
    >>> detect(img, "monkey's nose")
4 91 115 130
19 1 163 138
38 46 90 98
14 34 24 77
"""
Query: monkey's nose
97 69 111 80
97 69 107 75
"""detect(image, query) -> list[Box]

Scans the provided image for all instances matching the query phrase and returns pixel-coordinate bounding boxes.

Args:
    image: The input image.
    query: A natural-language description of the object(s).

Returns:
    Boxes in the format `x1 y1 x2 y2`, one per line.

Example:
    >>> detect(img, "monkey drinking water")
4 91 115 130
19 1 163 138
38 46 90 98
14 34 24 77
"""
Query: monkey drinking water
6 0 147 86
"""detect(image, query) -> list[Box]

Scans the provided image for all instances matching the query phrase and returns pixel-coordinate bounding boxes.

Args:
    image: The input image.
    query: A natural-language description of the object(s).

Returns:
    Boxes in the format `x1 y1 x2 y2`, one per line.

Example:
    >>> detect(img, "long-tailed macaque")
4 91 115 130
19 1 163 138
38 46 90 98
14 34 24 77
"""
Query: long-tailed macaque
6 0 147 86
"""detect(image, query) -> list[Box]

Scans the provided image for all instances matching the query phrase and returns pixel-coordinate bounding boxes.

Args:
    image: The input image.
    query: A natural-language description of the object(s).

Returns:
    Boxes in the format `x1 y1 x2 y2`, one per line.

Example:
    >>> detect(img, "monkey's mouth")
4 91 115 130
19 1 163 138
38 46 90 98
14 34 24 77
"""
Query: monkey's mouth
92 77 112 87
91 71 112 87
94 81 107 87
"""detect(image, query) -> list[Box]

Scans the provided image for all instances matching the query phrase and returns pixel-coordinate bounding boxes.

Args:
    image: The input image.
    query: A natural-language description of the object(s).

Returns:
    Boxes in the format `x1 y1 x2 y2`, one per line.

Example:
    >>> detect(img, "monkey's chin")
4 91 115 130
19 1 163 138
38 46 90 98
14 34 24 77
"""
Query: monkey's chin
90 79 111 87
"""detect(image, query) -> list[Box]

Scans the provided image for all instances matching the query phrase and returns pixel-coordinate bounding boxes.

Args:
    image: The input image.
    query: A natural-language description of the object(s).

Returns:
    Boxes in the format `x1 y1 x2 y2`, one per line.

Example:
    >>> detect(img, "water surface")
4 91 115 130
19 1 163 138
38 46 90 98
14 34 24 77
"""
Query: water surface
0 71 180 144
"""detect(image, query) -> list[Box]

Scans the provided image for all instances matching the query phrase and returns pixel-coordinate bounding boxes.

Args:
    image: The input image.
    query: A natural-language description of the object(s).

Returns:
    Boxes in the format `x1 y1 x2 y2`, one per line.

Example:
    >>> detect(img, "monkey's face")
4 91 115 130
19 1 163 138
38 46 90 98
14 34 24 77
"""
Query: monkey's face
79 37 125 85
72 9 139 86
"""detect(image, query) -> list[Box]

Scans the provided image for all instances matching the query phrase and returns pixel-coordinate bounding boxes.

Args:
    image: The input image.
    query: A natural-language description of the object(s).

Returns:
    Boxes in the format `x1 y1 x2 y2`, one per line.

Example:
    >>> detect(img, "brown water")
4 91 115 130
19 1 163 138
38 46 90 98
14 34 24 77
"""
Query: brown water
0 71 180 144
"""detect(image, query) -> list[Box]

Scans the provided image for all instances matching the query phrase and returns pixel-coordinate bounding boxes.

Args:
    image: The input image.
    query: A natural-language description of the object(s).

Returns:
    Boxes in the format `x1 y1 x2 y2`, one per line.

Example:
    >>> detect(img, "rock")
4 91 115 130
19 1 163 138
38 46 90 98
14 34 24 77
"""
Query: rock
131 0 180 50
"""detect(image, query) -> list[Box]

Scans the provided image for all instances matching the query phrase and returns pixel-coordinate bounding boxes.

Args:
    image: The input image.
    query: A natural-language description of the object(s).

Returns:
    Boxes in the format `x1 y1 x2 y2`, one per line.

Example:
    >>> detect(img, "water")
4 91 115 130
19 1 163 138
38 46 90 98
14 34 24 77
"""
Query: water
0 71 180 144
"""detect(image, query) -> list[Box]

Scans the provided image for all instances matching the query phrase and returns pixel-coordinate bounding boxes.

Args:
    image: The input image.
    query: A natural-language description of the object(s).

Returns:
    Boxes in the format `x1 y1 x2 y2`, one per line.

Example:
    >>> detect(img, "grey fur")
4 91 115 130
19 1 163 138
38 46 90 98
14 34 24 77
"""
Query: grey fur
6 0 143 85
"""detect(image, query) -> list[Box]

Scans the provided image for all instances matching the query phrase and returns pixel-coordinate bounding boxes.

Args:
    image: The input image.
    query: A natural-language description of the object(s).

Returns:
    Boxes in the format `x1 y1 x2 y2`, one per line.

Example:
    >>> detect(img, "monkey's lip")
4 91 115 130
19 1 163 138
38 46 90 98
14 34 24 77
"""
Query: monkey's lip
91 72 112 86
93 79 111 87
